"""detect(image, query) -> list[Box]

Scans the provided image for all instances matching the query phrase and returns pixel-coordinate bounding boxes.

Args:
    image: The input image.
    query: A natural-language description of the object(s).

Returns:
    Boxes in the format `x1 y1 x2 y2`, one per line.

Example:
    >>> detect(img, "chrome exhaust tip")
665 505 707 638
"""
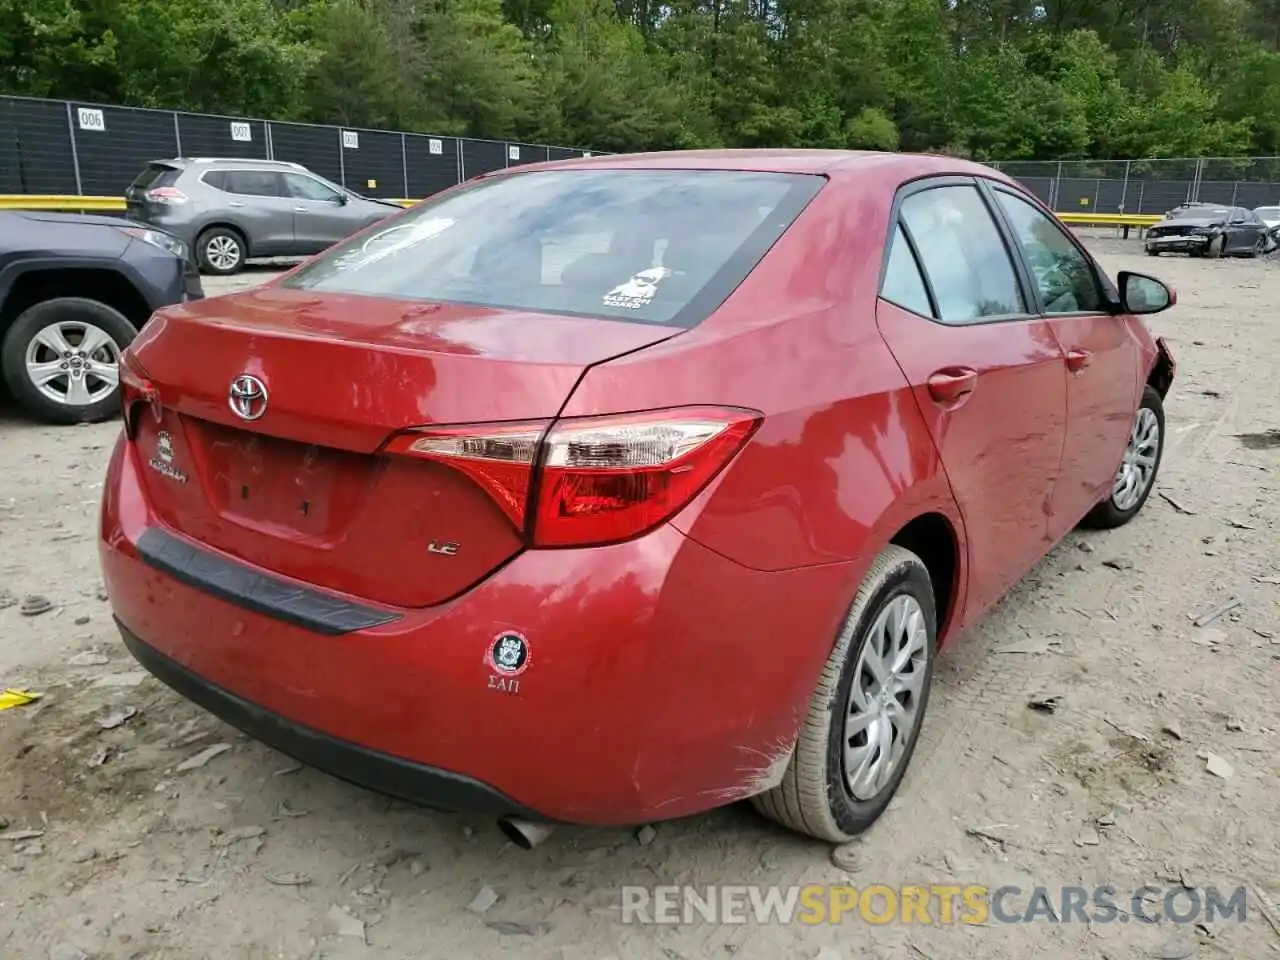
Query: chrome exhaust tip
497 817 554 850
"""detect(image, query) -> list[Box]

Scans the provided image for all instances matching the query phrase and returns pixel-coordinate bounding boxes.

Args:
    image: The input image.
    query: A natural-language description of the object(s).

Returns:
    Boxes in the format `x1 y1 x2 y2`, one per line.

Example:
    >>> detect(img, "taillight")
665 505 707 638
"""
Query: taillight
119 349 159 439
145 186 188 204
384 406 761 547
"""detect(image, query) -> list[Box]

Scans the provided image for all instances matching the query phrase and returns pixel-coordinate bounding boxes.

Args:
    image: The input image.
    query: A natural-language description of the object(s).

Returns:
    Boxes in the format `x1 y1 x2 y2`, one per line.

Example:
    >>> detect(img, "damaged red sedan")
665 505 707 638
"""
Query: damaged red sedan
99 150 1177 846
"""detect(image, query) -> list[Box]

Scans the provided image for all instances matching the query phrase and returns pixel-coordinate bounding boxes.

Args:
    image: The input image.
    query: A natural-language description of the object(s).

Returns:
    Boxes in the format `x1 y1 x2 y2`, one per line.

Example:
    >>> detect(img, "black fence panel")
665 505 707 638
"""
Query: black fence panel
404 134 460 199
72 103 178 195
177 113 269 161
338 128 405 196
1235 182 1280 209
268 122 342 185
461 139 507 180
505 142 549 167
0 97 78 194
549 146 587 163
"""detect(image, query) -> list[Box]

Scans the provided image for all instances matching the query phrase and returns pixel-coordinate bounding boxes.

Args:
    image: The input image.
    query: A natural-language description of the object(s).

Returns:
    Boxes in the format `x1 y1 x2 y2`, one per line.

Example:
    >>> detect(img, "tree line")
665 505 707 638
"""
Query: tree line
2 0 1279 160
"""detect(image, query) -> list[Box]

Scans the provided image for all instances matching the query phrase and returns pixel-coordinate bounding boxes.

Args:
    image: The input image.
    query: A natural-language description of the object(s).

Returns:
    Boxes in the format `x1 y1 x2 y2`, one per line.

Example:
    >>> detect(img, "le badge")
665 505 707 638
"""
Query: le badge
148 431 188 484
485 631 529 694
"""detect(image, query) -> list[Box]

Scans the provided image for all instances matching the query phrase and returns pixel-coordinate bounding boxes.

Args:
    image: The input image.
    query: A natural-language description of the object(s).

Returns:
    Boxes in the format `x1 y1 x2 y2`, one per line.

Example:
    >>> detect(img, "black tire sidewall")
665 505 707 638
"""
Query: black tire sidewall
1 297 138 425
822 558 937 836
196 228 246 275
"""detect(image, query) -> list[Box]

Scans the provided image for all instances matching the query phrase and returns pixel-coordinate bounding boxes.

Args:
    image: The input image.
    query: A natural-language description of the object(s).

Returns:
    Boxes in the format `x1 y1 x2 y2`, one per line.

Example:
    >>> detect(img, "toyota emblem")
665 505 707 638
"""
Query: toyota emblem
228 374 268 421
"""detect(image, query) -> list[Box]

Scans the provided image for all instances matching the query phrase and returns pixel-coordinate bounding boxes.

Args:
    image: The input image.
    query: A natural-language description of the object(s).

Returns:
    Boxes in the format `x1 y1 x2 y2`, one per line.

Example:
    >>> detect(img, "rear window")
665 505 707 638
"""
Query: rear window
129 163 179 191
281 169 824 327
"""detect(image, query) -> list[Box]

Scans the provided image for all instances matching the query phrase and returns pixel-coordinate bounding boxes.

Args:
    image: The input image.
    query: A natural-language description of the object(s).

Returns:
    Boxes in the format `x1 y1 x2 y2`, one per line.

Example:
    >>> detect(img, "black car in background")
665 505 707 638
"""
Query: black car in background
1144 202 1271 258
0 212 202 424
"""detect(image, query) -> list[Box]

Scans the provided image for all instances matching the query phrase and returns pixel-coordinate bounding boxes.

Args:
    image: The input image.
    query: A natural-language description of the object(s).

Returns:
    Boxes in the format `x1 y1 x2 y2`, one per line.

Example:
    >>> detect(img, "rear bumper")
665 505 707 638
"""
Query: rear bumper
100 434 861 825
117 619 544 819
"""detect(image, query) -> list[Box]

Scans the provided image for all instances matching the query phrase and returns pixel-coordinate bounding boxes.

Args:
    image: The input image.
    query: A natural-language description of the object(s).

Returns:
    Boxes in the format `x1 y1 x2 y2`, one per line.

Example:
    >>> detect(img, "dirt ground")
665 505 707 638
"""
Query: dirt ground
1 239 1278 960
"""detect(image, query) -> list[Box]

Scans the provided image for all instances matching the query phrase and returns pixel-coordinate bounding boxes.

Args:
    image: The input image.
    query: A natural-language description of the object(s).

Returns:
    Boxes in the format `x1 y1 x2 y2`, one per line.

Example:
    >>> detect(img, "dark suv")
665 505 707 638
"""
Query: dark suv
0 211 201 424
126 158 402 276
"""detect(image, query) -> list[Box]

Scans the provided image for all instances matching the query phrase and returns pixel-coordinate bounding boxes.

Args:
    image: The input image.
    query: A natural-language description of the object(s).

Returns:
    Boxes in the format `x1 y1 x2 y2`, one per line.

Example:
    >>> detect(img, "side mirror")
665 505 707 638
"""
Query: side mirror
1117 271 1175 315
335 193 349 205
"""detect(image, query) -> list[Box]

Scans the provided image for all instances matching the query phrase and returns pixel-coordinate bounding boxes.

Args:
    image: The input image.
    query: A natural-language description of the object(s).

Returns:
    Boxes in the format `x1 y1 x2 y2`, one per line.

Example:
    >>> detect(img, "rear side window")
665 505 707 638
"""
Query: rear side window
900 185 1024 324
222 170 284 197
201 170 227 191
282 169 825 327
880 225 933 317
130 164 180 191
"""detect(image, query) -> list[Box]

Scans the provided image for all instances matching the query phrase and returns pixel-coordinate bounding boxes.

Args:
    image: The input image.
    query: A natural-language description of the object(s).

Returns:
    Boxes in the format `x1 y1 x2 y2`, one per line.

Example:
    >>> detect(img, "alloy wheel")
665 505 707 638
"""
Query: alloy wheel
843 594 930 801
1112 406 1160 511
24 320 122 407
206 235 242 271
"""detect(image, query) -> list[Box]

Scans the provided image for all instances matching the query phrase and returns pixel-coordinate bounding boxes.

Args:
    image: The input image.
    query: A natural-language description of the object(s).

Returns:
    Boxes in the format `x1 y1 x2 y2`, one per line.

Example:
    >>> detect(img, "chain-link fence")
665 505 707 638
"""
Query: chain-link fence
0 94 599 199
990 157 1280 214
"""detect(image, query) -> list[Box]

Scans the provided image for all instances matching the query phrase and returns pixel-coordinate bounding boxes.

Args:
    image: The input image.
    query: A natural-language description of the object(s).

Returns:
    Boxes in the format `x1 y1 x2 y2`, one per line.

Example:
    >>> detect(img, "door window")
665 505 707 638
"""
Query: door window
880 225 933 317
283 174 343 203
222 170 285 197
993 189 1104 314
899 185 1024 324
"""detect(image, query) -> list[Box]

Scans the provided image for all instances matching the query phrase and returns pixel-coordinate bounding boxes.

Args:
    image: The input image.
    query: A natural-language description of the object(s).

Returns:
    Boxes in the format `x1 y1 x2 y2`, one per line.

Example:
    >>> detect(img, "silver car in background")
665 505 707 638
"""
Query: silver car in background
125 158 403 275
1255 205 1280 252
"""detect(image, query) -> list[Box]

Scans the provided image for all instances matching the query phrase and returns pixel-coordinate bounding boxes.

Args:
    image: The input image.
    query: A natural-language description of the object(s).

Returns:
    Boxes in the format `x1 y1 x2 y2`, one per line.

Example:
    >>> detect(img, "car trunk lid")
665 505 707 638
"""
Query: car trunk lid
126 286 681 608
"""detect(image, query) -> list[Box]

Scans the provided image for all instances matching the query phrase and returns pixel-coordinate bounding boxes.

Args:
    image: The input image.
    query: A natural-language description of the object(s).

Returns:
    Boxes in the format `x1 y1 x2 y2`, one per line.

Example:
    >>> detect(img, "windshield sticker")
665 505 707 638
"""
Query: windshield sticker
603 267 672 310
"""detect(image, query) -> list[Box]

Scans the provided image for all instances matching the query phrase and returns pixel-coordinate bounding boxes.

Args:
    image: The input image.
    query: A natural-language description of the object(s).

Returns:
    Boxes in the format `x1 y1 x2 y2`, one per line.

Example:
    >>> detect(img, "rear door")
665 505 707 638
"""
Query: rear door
985 183 1139 538
217 169 295 255
874 178 1068 618
280 172 362 253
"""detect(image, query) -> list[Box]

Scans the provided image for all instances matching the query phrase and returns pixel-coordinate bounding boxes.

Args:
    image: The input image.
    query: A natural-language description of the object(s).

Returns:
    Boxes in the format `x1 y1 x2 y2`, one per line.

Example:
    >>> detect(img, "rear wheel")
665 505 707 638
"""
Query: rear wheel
1081 385 1165 529
196 227 246 275
751 545 936 842
1 297 136 424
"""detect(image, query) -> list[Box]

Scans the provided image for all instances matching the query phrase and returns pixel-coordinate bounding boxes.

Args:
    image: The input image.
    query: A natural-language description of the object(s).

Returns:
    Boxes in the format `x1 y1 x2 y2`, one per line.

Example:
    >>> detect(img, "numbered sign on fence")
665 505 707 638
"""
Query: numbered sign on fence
429 138 443 155
508 145 520 161
230 122 252 142
342 130 359 149
77 108 105 132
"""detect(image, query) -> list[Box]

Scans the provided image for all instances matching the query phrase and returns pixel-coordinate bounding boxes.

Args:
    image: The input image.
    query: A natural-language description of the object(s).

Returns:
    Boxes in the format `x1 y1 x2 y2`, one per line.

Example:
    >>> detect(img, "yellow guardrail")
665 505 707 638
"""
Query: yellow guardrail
1056 212 1162 226
0 194 417 211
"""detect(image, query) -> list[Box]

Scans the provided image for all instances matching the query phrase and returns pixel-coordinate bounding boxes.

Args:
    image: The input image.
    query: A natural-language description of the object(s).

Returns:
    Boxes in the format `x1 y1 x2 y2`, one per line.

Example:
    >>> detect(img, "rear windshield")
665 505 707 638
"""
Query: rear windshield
130 163 179 191
281 169 824 327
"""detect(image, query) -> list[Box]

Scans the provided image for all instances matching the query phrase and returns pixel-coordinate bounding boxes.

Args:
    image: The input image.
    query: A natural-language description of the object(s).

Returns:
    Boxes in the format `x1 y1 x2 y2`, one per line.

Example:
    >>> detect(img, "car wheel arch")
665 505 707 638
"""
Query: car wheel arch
0 259 153 335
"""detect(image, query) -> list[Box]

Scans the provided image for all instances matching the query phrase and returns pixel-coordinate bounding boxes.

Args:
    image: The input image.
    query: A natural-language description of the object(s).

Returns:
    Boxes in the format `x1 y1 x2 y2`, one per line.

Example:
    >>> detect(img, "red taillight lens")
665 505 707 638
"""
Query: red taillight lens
533 407 760 546
385 406 761 547
119 349 158 439
145 186 188 204
382 420 549 529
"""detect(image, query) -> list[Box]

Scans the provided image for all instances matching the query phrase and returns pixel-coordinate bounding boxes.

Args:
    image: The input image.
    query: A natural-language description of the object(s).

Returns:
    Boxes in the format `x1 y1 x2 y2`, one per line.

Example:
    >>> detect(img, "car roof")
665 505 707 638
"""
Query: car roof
497 148 1016 186
155 157 311 171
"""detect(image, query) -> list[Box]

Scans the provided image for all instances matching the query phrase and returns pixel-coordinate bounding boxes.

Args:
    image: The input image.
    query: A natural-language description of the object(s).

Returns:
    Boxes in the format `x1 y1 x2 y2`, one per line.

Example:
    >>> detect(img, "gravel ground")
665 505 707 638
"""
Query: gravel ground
1 238 1278 960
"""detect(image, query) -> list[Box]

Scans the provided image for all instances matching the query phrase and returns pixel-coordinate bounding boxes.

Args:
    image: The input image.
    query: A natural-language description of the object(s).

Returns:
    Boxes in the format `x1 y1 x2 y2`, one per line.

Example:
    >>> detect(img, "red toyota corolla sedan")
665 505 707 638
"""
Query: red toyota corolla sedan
99 150 1177 846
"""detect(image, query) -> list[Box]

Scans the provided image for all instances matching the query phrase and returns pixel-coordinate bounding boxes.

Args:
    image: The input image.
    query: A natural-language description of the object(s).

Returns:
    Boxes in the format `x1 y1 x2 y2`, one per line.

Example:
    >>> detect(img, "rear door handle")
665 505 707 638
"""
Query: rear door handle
293 206 307 212
1066 349 1092 373
227 201 245 208
926 367 978 404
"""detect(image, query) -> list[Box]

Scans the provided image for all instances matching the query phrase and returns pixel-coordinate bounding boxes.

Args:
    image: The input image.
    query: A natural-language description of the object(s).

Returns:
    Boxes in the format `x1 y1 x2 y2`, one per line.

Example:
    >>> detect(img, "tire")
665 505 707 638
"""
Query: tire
1081 384 1165 530
1 297 138 425
751 545 937 842
1206 234 1226 259
1144 246 1159 256
196 226 247 275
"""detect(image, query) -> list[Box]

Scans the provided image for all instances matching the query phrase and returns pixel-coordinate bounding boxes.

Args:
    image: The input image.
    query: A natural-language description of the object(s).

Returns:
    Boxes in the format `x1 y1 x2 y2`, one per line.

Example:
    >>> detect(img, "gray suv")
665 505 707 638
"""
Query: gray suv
125 158 403 275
